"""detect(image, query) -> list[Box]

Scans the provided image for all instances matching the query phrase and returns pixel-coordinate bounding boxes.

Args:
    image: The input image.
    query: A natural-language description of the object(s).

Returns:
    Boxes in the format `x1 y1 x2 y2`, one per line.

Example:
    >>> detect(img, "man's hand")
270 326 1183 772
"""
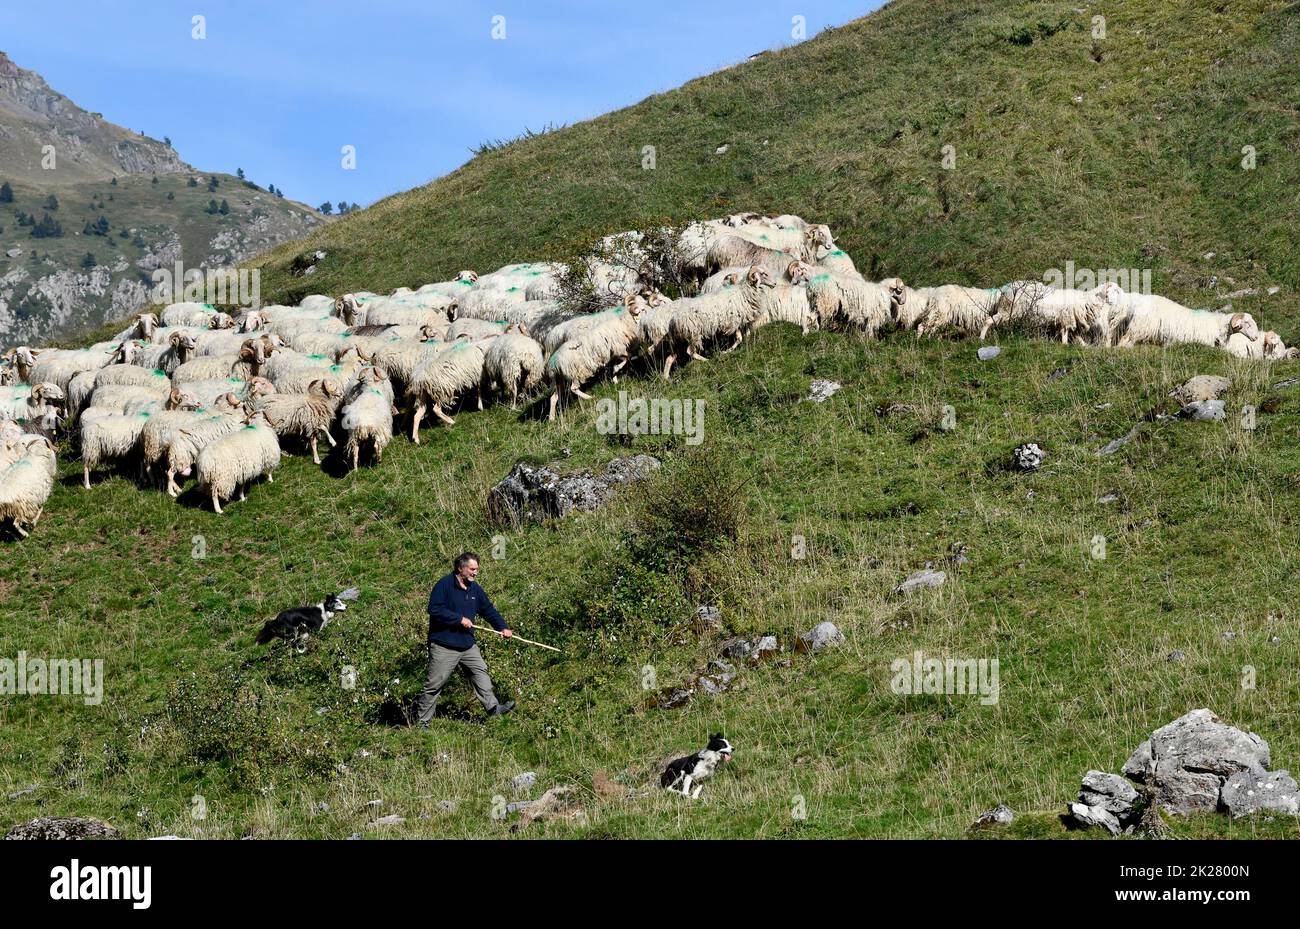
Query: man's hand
460 617 473 629
501 628 513 638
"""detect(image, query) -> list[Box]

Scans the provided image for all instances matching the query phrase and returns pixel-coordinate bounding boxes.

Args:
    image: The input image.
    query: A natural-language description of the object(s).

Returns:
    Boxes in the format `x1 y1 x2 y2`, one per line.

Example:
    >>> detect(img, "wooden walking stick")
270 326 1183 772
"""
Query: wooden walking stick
472 623 562 653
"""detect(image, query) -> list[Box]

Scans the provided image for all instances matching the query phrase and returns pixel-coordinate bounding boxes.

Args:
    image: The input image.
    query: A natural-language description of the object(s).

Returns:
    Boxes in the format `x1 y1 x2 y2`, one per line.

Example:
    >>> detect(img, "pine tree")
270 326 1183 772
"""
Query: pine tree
237 168 245 180
167 191 175 200
0 181 13 203
44 194 59 211
82 252 96 269
31 213 63 238
110 177 118 187
187 177 198 187
318 202 333 215
207 199 219 214
219 199 230 215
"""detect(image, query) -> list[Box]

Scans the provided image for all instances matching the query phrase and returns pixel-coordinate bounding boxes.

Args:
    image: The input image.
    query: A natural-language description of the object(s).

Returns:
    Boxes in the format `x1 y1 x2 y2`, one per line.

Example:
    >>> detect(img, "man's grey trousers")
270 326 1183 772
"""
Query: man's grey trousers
415 642 500 724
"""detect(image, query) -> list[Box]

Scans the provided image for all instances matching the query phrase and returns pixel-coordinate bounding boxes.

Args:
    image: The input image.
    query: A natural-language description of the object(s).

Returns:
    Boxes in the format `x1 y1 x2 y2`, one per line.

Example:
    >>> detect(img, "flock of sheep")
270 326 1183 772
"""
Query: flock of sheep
1 210 1293 538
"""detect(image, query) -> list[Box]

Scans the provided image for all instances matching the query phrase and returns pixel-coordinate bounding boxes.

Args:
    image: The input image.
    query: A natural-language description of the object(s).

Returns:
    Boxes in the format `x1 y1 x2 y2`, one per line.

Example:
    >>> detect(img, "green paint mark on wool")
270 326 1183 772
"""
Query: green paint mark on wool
831 250 847 256
203 303 214 310
329 365 342 372
507 287 520 292
152 369 167 377
459 280 474 286
308 354 326 360
813 274 832 282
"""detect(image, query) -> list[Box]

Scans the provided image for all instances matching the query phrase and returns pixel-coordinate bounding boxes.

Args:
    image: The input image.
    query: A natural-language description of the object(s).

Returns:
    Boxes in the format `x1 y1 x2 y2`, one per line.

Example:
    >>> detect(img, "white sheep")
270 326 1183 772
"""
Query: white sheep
109 313 160 344
28 348 113 393
545 301 648 418
78 388 194 488
0 437 57 538
160 302 216 328
0 384 65 438
705 233 808 277
140 393 240 487
482 326 545 407
195 410 281 513
78 409 152 488
368 338 447 393
912 285 1000 339
340 369 395 470
662 265 774 378
256 378 342 464
447 317 509 341
805 272 903 338
267 348 365 395
981 281 1113 345
180 377 273 409
165 408 247 497
408 339 488 437
1108 290 1260 349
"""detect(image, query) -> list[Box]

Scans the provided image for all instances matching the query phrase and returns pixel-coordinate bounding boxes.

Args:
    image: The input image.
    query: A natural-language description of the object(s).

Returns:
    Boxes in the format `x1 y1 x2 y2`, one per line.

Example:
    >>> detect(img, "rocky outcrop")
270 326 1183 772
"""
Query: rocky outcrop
5 816 120 840
1122 708 1270 815
487 456 660 525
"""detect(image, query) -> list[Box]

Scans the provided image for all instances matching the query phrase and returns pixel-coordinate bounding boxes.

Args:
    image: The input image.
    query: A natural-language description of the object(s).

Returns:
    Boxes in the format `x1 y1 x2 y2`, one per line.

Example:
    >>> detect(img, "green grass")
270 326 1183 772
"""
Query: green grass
4 0 1300 839
3 326 1300 838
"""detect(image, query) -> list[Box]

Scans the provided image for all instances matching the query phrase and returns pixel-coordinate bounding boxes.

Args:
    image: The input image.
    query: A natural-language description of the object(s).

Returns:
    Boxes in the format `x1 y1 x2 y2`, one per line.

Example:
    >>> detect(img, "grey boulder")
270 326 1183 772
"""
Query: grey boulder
1220 770 1300 819
798 621 844 653
893 568 946 596
1179 399 1226 422
972 804 1014 827
1080 770 1141 823
1170 375 1231 405
807 380 841 403
5 816 120 840
1065 802 1121 835
488 456 660 525
1123 709 1270 815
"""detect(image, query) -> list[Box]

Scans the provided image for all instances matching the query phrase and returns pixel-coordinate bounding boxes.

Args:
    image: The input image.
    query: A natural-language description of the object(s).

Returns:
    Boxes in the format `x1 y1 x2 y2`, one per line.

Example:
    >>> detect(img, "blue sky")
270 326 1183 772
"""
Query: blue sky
0 1 880 210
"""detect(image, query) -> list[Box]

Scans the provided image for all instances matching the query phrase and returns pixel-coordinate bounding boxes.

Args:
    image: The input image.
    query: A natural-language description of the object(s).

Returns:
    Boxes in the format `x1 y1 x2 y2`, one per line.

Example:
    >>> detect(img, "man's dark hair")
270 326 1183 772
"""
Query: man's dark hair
454 552 480 572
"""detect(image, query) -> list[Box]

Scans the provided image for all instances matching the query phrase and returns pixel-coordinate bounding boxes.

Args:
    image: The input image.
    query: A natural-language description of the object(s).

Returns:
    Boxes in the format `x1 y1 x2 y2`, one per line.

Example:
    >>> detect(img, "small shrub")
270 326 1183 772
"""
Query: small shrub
163 664 338 787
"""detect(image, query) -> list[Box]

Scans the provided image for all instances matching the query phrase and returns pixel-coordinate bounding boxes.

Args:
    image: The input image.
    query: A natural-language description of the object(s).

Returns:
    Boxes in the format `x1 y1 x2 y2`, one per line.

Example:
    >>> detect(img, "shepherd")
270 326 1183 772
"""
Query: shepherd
415 551 516 726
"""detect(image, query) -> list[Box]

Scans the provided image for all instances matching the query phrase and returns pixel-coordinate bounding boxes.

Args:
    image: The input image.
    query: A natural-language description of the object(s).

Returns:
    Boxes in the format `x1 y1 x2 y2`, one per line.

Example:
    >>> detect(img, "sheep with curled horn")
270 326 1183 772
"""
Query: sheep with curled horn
238 334 283 377
254 377 343 465
334 293 363 326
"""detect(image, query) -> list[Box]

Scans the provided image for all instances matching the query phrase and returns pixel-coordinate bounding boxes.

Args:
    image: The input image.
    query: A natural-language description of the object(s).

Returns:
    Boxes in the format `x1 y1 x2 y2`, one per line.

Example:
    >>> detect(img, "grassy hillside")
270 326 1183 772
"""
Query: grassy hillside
4 330 1300 838
4 0 1300 839
252 0 1299 333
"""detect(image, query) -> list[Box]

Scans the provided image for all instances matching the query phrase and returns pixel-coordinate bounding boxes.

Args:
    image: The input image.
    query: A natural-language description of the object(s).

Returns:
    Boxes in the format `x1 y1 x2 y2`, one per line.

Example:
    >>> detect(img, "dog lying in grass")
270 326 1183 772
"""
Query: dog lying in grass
661 734 734 798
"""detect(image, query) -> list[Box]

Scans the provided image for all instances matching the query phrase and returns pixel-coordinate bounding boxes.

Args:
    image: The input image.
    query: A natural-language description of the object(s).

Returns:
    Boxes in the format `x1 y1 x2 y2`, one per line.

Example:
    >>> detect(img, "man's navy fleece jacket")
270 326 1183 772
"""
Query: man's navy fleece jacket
426 573 507 650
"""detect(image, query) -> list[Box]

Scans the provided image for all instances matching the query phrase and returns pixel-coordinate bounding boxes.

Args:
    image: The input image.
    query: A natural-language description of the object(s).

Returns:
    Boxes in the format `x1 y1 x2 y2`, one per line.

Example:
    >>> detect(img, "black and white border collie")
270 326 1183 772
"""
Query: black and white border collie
661 734 734 798
255 593 349 649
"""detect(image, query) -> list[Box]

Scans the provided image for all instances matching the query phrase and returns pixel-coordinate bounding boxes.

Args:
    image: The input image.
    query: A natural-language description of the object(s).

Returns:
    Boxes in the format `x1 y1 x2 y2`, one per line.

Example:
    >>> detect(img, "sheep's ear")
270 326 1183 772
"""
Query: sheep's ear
170 332 181 346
